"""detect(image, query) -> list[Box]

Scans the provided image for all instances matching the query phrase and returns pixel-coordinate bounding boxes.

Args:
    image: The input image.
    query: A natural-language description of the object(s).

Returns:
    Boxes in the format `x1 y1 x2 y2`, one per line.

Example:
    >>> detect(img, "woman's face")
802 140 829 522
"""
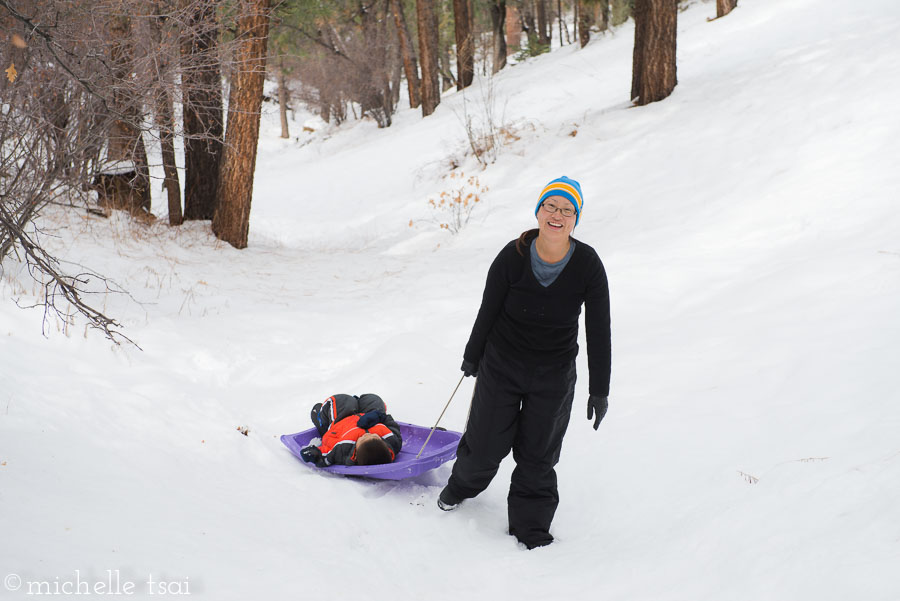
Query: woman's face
536 195 577 241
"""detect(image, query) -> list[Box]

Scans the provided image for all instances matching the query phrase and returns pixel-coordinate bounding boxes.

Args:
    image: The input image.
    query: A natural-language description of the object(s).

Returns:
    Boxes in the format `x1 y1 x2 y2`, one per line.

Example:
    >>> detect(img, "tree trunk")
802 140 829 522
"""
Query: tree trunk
536 0 549 45
212 0 271 249
631 0 677 106
278 57 290 139
415 0 440 117
505 5 522 50
523 1 536 39
149 2 182 225
182 0 224 221
153 90 181 225
357 1 393 128
546 0 553 46
158 97 182 225
597 0 610 32
390 38 402 108
573 1 578 47
439 44 454 92
716 0 737 18
490 0 507 74
577 0 593 48
378 1 395 126
557 0 562 44
453 0 474 90
390 0 421 108
106 15 151 216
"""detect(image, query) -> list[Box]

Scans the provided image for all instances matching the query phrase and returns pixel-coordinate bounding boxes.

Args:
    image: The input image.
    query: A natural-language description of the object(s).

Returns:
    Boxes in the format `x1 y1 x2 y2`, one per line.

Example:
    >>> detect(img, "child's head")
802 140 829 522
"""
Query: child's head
355 433 395 465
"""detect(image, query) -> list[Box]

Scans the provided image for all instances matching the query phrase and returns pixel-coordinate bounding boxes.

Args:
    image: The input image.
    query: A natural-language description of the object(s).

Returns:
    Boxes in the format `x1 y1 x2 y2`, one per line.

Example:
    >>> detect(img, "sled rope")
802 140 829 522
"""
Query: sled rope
416 373 466 459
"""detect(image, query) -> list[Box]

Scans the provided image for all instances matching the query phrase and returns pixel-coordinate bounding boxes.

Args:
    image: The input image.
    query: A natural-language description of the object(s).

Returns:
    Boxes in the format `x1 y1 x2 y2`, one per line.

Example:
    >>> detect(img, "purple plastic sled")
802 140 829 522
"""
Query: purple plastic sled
280 421 462 480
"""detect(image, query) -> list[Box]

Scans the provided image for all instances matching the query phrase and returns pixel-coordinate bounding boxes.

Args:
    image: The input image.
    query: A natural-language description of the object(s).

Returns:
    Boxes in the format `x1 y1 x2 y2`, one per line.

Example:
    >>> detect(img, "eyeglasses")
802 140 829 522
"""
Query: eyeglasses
540 201 576 218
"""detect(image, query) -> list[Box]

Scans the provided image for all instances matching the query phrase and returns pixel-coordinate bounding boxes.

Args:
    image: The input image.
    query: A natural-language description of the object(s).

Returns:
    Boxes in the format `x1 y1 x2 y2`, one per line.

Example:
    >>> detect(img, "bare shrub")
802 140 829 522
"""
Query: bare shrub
0 0 236 341
416 172 488 234
1 1 132 340
456 73 518 167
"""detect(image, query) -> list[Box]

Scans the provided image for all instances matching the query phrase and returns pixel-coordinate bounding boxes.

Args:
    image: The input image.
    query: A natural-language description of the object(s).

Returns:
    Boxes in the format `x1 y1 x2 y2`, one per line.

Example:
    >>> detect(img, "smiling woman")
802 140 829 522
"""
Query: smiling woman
437 176 612 550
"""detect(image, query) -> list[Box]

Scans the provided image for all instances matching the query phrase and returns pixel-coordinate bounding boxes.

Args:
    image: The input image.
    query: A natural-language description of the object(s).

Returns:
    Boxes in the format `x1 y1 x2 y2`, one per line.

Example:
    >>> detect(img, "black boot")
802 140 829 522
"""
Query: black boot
437 486 462 511
509 527 553 550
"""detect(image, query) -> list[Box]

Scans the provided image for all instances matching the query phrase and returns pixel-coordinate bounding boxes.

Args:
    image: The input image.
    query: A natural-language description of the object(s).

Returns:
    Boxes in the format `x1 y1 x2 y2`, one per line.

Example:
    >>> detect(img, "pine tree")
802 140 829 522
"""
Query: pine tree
453 0 474 90
212 0 271 249
182 0 224 221
630 0 676 106
390 0 422 107
489 0 507 73
716 0 737 18
416 0 441 116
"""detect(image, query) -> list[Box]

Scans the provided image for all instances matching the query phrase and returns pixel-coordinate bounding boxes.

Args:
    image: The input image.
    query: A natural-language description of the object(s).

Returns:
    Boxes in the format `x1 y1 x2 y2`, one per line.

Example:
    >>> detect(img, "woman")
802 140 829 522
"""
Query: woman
438 176 611 550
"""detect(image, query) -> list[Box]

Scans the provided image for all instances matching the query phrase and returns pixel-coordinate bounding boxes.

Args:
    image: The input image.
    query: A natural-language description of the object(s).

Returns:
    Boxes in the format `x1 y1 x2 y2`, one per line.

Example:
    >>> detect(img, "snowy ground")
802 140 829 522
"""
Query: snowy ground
2 0 899 599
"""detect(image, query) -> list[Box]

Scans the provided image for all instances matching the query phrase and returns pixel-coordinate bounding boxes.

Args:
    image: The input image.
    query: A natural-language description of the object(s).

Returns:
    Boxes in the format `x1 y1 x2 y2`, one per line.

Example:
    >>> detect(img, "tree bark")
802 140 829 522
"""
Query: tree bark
277 57 290 139
182 0 224 221
505 5 523 50
390 37 402 108
490 0 507 74
597 0 610 32
357 1 393 128
158 95 182 225
716 0 737 18
536 0 549 45
558 0 566 45
631 0 677 106
453 0 474 90
390 0 421 108
439 44 454 92
572 1 578 47
522 0 536 40
106 15 151 216
149 2 182 225
577 0 593 48
212 0 271 249
415 0 440 117
377 1 395 125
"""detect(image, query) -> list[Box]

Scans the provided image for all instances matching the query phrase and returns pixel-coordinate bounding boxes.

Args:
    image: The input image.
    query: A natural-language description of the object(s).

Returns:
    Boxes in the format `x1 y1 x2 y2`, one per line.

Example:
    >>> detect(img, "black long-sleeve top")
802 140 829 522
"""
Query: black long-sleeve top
463 237 611 397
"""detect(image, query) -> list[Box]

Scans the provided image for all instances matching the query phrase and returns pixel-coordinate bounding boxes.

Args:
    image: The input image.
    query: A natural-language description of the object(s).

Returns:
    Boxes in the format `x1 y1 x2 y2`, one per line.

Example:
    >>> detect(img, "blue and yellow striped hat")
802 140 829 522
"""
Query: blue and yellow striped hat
535 176 584 225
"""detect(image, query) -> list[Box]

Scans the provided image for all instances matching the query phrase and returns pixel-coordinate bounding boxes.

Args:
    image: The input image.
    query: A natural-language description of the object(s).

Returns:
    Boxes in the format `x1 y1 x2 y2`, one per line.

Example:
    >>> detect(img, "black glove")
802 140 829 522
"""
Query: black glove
300 446 322 464
357 410 386 429
587 395 608 430
461 359 478 377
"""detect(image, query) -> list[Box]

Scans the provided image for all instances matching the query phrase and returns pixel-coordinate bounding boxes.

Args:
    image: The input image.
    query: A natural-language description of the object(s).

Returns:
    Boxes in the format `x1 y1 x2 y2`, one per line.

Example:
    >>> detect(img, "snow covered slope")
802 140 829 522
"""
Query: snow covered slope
2 0 898 599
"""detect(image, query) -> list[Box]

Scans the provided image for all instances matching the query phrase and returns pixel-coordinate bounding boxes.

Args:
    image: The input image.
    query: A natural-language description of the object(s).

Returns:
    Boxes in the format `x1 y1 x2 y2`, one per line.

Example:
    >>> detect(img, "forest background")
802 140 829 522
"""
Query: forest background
0 0 696 337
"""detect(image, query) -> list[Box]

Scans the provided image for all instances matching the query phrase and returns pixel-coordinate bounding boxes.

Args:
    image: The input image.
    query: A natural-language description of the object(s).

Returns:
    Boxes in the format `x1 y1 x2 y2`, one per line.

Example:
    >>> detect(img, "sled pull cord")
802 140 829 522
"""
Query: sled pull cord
416 373 466 459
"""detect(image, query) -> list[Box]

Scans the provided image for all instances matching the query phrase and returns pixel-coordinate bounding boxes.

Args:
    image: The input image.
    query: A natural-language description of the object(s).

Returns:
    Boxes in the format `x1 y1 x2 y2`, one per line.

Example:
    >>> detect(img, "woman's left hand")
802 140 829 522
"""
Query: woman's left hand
587 395 608 430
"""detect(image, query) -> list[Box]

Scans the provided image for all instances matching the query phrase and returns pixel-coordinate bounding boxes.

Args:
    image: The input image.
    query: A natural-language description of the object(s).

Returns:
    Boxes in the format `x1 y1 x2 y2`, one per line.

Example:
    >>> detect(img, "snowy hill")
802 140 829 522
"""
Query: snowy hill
2 0 899 599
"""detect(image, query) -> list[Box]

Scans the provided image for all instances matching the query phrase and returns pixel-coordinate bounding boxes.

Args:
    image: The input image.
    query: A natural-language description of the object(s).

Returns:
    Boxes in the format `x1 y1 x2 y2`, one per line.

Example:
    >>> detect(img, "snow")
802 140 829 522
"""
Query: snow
2 0 900 598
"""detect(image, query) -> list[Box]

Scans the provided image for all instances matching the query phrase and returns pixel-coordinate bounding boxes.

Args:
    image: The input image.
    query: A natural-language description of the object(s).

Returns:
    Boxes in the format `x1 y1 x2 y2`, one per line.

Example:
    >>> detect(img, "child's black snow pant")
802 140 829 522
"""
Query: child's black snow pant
446 341 577 548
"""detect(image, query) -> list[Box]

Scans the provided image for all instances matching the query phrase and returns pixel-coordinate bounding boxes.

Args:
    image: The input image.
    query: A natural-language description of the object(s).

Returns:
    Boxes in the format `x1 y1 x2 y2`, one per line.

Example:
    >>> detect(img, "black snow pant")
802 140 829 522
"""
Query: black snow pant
446 341 577 548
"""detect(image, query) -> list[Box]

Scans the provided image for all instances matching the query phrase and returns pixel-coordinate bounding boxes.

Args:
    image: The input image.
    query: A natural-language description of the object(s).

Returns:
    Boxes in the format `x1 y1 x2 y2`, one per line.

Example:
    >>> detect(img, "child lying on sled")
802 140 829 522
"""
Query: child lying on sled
300 393 402 467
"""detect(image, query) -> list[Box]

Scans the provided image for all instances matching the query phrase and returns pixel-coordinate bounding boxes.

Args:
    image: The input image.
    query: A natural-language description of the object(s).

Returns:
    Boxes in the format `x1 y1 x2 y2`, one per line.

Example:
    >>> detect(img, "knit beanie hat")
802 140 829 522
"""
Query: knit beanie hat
535 176 584 226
